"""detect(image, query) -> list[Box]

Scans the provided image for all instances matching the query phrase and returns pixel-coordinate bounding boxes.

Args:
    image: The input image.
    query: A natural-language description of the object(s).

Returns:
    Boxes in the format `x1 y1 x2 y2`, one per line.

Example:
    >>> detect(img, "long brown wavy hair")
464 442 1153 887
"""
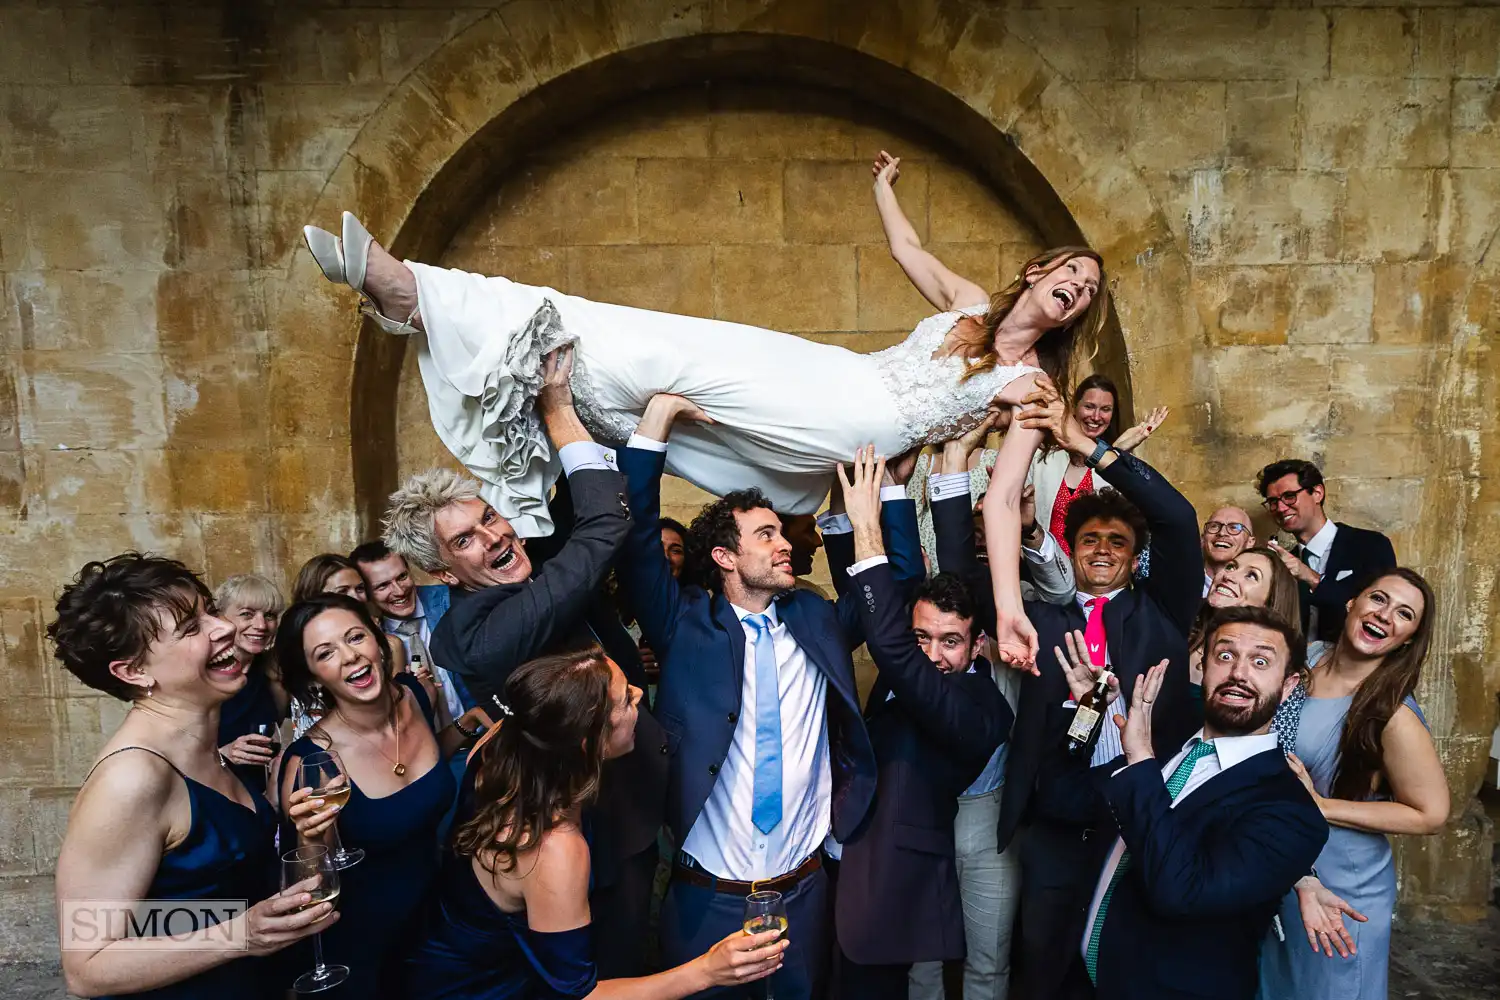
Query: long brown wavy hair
452 647 615 879
1329 568 1435 801
949 246 1109 400
1190 547 1303 657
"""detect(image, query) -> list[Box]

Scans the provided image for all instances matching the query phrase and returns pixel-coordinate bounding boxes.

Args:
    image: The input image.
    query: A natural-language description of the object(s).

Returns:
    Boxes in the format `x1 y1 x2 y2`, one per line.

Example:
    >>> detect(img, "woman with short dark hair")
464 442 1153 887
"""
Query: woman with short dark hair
407 647 785 999
50 553 333 999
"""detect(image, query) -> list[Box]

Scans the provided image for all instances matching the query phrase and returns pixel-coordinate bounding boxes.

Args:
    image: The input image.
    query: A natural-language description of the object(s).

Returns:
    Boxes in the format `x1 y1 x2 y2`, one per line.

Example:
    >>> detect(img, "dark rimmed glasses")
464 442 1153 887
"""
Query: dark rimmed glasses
1204 521 1249 536
1261 488 1308 511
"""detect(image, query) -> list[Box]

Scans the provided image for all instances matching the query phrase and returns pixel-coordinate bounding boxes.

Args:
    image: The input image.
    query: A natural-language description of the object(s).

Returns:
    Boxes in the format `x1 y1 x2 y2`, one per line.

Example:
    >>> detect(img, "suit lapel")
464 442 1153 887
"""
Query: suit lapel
711 593 747 692
778 598 860 715
1169 745 1285 821
1103 587 1146 684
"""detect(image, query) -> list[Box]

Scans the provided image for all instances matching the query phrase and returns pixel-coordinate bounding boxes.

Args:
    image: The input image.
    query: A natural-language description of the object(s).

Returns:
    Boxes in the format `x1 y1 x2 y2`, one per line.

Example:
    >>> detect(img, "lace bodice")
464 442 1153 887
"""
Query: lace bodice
870 305 1045 449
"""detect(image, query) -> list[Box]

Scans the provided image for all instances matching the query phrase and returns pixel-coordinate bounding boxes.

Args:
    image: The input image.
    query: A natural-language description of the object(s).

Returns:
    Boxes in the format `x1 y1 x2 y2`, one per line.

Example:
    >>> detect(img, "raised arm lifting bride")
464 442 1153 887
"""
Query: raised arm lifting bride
302 151 1108 665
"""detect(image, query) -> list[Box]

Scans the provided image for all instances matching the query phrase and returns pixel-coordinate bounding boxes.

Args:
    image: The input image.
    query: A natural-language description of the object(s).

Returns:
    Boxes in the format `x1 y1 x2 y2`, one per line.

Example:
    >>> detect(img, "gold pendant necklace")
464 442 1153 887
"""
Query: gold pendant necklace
336 706 405 777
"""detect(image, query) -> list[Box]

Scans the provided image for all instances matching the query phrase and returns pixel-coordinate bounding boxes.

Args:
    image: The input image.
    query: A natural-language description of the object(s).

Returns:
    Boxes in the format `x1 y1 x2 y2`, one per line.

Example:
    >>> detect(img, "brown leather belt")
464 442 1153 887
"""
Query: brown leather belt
672 852 822 897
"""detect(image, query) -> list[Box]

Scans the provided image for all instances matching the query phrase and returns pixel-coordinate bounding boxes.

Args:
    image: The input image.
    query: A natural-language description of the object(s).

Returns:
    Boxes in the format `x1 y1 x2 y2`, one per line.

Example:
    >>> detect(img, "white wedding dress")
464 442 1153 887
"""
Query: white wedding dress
407 263 1043 536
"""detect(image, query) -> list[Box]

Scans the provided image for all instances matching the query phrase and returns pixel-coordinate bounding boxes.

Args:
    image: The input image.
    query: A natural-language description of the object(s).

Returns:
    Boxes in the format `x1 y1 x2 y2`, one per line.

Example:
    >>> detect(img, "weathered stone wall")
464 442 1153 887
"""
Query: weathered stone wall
2 0 1497 957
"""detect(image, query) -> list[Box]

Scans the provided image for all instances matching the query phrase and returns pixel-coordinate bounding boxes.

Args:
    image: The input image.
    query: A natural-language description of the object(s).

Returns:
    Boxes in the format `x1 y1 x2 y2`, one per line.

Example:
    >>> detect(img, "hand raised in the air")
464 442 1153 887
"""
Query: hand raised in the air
536 344 576 414
837 445 886 538
1114 406 1170 453
872 150 901 188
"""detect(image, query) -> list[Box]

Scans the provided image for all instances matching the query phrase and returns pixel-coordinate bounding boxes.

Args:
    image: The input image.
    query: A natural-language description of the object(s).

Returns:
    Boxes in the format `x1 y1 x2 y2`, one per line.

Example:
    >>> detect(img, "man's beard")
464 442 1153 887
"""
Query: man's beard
1204 682 1281 735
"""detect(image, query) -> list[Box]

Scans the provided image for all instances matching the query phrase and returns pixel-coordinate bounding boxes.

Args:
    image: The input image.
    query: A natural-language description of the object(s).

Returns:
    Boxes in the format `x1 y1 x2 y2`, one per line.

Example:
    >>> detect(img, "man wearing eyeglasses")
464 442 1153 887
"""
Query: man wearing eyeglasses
1255 459 1396 647
1200 506 1255 598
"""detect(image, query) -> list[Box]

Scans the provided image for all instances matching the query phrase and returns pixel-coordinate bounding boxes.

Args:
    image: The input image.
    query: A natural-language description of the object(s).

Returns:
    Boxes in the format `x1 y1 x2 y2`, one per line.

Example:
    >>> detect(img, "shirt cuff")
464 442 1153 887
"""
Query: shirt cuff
816 512 852 536
624 433 668 453
559 441 619 476
880 484 908 503
1022 529 1060 564
928 472 972 503
845 554 889 577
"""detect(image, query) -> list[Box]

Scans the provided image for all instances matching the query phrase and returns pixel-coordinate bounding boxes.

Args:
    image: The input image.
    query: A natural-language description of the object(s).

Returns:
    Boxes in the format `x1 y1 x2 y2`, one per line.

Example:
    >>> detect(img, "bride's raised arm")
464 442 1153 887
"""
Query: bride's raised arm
980 373 1051 673
871 151 990 313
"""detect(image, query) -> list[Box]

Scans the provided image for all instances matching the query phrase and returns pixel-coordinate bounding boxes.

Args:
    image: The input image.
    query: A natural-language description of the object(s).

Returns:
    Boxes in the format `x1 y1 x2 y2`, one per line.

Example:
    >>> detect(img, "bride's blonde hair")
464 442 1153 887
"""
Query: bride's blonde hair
951 246 1109 400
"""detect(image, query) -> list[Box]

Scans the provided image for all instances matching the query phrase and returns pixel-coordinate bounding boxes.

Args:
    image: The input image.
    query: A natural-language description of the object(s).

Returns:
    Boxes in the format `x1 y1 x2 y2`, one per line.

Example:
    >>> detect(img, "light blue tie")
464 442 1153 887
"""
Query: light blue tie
744 613 782 835
1085 738 1217 983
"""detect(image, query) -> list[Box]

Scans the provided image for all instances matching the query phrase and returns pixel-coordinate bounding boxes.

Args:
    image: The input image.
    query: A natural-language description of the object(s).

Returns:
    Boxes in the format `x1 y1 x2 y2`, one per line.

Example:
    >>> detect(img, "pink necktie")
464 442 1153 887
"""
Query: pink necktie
1084 595 1110 667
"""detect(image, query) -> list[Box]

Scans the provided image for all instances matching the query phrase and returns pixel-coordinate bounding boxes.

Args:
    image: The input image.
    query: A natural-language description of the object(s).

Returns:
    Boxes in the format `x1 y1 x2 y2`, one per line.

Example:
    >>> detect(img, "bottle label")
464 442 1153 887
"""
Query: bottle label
1067 705 1101 744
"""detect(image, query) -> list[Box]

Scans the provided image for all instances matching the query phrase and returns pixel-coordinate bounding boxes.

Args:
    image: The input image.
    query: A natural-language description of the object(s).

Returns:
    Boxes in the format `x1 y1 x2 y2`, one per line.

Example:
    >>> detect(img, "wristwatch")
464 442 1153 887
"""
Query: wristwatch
1084 438 1113 469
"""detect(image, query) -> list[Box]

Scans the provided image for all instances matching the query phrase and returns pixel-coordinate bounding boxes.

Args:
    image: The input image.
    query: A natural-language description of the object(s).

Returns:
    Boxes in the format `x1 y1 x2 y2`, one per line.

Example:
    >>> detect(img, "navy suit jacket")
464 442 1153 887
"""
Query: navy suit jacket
834 561 1012 966
1301 522 1397 643
617 444 879 850
1086 745 1327 1000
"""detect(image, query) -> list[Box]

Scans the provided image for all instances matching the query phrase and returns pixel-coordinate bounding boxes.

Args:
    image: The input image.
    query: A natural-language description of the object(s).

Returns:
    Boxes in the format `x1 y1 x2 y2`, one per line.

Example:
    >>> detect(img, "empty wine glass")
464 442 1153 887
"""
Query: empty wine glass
281 844 348 994
298 749 364 869
742 889 788 1000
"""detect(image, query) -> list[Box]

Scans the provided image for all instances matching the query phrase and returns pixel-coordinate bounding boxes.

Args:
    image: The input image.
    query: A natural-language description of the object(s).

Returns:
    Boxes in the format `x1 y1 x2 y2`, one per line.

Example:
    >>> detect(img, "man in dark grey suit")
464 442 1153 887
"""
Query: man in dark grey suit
383 346 667 979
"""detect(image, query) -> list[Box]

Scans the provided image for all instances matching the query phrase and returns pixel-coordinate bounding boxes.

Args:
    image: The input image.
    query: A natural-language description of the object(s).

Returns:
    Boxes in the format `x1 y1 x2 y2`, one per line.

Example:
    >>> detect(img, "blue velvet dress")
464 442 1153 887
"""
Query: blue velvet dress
92 746 277 1000
405 760 597 999
278 674 458 999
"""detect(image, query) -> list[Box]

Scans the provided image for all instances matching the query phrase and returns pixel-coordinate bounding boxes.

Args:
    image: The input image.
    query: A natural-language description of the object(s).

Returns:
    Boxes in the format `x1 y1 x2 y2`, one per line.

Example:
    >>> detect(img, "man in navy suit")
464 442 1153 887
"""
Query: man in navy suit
830 462 1013 1000
993 384 1204 1000
351 539 480 729
618 394 916 999
1049 604 1327 999
1256 458 1396 647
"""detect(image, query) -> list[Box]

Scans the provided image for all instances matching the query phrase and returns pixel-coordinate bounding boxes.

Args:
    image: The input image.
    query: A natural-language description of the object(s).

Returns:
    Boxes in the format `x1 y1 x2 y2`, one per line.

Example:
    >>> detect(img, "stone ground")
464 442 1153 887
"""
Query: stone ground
2 909 1496 1000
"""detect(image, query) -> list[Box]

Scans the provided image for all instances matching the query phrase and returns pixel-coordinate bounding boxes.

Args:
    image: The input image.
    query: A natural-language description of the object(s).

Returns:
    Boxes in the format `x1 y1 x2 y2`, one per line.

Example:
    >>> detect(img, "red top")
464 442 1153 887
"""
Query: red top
1048 467 1095 556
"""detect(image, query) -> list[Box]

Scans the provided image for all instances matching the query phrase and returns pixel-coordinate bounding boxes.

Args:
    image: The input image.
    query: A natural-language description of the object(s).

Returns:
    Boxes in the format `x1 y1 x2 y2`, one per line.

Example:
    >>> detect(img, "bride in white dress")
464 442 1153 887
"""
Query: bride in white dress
302 151 1107 665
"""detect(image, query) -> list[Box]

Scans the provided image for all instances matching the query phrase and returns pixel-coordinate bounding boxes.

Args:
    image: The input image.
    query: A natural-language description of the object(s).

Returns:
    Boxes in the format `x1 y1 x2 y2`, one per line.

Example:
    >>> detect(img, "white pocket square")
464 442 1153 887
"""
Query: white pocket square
1336 569 1354 581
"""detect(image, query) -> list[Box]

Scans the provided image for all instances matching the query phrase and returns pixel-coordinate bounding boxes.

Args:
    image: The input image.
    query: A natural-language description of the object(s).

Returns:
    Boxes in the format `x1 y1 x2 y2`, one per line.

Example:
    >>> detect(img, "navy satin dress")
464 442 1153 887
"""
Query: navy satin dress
405 760 597 999
93 746 277 1000
278 674 458 999
217 660 282 793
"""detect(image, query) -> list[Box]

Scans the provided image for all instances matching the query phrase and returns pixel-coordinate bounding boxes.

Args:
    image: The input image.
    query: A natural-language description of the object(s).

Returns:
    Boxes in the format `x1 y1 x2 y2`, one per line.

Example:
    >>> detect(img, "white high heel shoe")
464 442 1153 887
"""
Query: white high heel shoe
341 212 420 336
300 217 420 336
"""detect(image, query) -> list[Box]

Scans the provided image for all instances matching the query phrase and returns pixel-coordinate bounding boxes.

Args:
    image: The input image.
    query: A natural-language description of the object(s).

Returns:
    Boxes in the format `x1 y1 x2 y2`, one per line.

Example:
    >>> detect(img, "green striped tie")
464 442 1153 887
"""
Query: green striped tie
1084 739 1218 983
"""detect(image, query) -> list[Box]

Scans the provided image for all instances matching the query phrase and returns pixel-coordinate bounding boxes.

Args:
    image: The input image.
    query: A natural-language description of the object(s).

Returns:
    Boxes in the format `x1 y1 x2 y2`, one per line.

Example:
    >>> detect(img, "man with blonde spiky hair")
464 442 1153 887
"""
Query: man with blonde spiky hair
384 345 667 980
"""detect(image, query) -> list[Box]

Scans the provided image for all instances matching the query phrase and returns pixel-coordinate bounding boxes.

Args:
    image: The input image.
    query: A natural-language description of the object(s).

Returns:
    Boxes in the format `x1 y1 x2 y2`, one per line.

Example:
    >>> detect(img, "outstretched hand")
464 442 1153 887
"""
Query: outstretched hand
1294 876 1367 958
1055 629 1120 704
1116 660 1167 765
993 607 1040 675
872 150 901 188
1113 406 1170 453
837 445 886 535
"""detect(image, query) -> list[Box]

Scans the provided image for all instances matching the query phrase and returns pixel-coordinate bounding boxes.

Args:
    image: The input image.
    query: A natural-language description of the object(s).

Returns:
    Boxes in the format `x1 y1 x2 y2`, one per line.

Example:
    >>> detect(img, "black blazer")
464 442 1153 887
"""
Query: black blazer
1301 522 1397 643
617 445 878 848
834 562 1012 966
429 466 668 871
1089 746 1328 1000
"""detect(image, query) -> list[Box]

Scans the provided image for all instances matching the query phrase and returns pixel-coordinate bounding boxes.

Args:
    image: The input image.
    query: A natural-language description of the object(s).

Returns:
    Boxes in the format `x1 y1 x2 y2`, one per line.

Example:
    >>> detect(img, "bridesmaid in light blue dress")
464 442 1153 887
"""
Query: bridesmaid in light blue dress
1258 569 1450 1000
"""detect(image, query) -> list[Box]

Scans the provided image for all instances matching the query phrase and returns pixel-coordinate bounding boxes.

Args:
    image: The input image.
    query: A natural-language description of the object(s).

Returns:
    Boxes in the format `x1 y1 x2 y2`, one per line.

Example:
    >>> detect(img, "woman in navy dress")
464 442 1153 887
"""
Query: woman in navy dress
214 573 289 793
50 553 335 999
1258 569 1451 1000
276 593 468 999
407 647 786 999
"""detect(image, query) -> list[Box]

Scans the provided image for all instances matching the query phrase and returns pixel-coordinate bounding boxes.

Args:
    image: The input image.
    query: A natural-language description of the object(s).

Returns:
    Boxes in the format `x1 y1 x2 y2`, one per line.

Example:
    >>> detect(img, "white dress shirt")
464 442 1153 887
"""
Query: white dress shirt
1299 519 1338 639
1068 588 1127 766
679 603 833 882
1080 729 1281 957
383 593 465 723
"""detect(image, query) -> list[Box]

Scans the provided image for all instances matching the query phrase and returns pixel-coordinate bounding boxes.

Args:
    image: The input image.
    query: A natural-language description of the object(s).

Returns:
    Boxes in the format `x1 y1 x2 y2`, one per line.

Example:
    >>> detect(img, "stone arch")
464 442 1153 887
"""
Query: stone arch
281 5 1189 534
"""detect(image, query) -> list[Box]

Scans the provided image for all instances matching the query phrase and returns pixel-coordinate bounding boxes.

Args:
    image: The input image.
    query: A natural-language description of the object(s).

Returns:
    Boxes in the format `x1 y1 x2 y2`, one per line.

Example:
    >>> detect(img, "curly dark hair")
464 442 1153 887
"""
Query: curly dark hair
911 573 977 634
47 553 213 701
686 488 777 591
275 593 395 716
1062 488 1149 557
453 647 615 879
1256 459 1324 500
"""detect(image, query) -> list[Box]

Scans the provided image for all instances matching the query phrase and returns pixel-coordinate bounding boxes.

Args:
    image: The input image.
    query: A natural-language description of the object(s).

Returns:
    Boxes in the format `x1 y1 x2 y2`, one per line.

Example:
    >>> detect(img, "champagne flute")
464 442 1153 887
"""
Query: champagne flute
742 890 788 1000
298 750 364 869
281 845 348 993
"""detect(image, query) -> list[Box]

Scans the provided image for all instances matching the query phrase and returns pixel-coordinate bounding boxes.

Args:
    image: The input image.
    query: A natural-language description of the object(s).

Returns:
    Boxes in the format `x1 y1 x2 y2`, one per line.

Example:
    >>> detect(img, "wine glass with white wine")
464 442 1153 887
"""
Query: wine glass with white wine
742 889 788 1000
281 844 348 994
297 749 364 869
